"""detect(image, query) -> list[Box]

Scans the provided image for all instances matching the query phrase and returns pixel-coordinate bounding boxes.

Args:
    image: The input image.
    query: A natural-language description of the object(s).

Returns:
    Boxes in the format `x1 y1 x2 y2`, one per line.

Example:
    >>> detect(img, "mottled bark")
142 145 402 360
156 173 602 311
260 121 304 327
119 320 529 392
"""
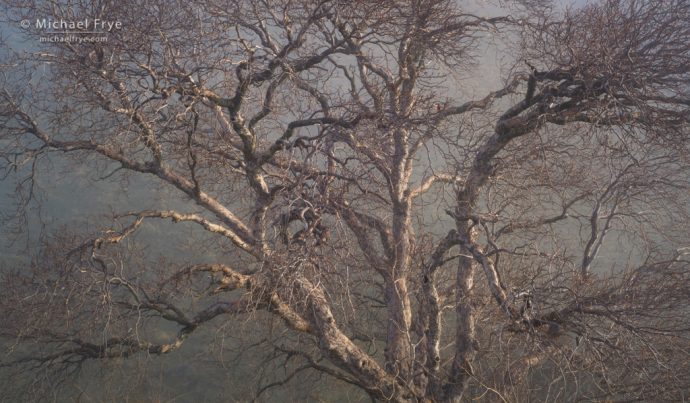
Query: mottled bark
445 225 477 401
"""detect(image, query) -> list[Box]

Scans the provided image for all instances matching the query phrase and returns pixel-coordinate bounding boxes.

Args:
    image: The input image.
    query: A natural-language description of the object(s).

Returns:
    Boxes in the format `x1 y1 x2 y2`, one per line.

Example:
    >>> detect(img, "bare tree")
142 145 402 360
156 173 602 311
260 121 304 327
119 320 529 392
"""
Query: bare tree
1 0 689 401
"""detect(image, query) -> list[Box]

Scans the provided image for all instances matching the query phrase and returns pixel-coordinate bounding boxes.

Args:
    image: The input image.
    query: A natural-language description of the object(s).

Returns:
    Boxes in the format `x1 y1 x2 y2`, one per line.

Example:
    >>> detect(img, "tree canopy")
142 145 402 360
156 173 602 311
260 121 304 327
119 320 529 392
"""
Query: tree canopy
1 0 689 401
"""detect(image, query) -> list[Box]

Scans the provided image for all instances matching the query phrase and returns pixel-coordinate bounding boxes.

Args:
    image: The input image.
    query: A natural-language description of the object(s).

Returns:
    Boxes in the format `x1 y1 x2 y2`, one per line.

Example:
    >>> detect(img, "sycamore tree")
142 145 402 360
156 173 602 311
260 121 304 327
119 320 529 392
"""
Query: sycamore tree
1 0 689 401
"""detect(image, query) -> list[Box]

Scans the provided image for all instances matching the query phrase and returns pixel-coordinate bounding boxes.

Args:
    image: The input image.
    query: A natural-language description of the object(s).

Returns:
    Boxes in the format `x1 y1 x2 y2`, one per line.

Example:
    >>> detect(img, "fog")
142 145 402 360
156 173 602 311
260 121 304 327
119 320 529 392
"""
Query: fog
1 0 687 401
